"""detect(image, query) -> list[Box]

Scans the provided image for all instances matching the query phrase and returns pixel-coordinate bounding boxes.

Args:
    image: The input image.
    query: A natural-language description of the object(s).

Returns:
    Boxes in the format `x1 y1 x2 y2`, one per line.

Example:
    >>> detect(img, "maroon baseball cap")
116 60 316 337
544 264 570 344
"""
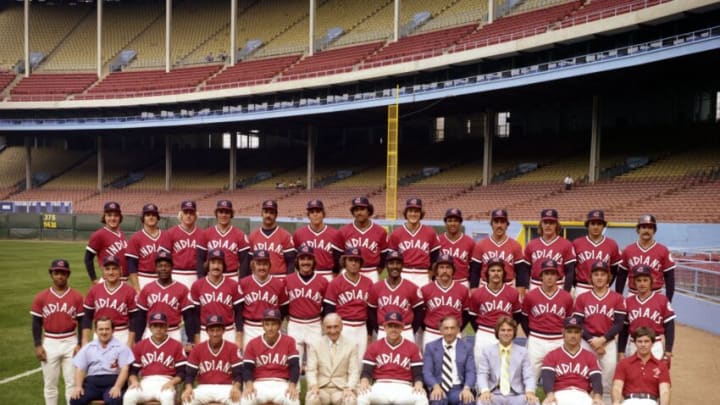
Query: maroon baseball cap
540 259 559 273
584 209 606 227
215 200 233 212
591 260 610 273
252 249 271 261
297 244 314 257
491 209 509 221
49 259 71 272
386 250 403 263
632 265 653 279
155 251 173 264
208 249 225 262
540 209 559 222
262 308 282 322
563 317 583 330
342 247 363 260
350 196 374 216
383 311 404 326
637 214 657 230
261 200 278 212
104 201 121 213
443 208 463 222
103 255 121 266
405 198 422 210
142 203 159 216
180 200 197 212
435 253 455 266
205 315 225 328
486 257 505 269
148 312 168 325
306 199 324 211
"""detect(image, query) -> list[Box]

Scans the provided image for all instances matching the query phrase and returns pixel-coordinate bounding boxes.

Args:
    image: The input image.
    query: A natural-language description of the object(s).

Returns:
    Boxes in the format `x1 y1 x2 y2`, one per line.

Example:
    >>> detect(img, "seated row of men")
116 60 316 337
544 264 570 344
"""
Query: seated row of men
70 309 670 405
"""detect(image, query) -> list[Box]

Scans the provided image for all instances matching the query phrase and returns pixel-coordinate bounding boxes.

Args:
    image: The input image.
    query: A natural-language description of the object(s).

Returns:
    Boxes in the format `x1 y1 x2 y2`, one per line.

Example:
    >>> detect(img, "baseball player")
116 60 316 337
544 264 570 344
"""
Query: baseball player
134 251 196 343
124 312 187 405
618 266 675 362
323 247 374 364
182 314 243 405
367 250 423 341
339 197 389 283
573 260 627 404
285 244 328 366
238 249 290 349
293 199 343 280
357 311 428 405
197 199 250 282
247 200 296 279
126 203 165 292
520 259 574 381
572 210 622 297
524 209 576 292
388 198 441 287
419 253 470 350
82 255 138 347
190 249 243 348
615 215 676 301
468 257 522 360
437 208 475 287
241 308 301 405
85 201 128 284
31 259 84 405
470 209 528 293
612 327 671 405
541 317 604 405
159 200 204 291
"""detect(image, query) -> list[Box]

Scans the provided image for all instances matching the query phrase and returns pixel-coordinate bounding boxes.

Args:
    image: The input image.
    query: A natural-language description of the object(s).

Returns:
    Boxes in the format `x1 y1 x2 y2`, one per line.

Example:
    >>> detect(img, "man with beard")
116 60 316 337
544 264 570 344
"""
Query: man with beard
197 200 250 282
247 200 296 279
293 199 343 280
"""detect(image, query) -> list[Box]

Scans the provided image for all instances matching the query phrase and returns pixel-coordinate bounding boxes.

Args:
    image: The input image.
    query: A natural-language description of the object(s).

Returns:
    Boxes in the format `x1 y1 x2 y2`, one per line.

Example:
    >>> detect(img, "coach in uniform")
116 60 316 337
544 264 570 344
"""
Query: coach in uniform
612 327 671 405
31 259 84 405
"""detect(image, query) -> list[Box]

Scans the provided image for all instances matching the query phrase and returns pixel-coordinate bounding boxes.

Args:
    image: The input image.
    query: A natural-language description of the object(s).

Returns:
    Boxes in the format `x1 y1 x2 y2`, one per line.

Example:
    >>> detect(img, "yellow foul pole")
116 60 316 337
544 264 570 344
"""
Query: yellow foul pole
386 85 399 221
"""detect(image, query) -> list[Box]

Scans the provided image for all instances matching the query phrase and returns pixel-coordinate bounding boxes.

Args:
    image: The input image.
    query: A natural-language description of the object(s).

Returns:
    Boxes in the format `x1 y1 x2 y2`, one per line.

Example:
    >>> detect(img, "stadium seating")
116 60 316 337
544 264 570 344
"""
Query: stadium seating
79 65 221 98
416 0 490 33
204 55 301 89
10 73 98 101
0 70 15 93
281 42 384 79
558 0 673 28
363 24 476 65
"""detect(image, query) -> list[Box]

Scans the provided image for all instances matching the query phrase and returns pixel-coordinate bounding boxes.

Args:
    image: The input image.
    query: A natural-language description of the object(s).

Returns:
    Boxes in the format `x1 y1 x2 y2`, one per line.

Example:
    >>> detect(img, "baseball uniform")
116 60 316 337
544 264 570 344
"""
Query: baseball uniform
623 292 675 359
419 280 470 350
243 334 300 405
125 229 165 290
339 222 388 283
438 232 475 285
285 271 328 364
125 335 187 405
471 235 526 287
190 276 242 343
525 236 576 291
388 224 440 287
293 224 343 280
248 227 295 278
238 275 289 348
87 227 128 280
542 346 602 405
324 273 373 363
368 278 422 341
160 224 203 291
619 242 676 296
136 280 193 342
358 337 428 405
573 236 622 296
185 339 243 405
83 281 138 343
199 224 250 282
468 284 521 359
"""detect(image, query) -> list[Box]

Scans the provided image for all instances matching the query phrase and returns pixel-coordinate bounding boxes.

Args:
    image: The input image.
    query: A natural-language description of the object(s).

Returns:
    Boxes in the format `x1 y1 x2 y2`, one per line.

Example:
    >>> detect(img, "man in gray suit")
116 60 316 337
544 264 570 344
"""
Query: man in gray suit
423 316 476 405
477 317 538 405
306 313 360 405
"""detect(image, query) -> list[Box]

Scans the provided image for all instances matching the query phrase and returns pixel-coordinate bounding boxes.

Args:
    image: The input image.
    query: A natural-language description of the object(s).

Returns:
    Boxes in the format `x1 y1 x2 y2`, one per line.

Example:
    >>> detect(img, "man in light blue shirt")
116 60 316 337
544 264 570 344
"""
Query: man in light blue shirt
70 317 134 405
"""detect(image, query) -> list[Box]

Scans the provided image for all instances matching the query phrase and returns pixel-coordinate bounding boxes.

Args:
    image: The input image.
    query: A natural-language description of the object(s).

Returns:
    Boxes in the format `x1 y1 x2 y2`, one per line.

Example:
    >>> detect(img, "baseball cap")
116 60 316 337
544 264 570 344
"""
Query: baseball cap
491 209 509 221
342 247 363 260
584 209 606 227
155 251 173 264
262 308 282 322
632 265 653 279
591 260 610 273
306 199 324 211
296 244 314 258
435 253 454 266
405 198 422 210
443 208 463 222
350 196 374 216
540 209 559 222
383 311 404 326
142 203 159 216
148 312 168 325
103 255 121 266
540 259 559 273
563 317 583 330
637 214 657 230
180 200 197 212
103 201 121 213
208 249 225 262
386 250 403 263
261 200 278 212
251 249 271 261
215 200 233 212
49 259 71 272
486 257 505 269
205 315 225 328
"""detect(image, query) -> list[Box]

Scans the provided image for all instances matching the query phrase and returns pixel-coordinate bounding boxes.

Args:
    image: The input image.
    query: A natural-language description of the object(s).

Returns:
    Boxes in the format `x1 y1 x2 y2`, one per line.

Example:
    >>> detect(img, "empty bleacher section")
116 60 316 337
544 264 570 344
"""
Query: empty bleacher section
559 0 673 28
78 65 221 98
415 0 490 32
204 55 301 89
0 147 91 198
39 2 163 72
10 73 97 101
281 42 383 79
612 149 720 182
0 70 14 92
363 24 476 65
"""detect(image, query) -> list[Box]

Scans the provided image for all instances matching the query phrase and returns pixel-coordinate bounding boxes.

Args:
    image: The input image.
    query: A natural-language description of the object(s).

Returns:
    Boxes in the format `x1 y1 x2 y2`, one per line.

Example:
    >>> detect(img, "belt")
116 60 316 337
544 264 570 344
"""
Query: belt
626 393 658 400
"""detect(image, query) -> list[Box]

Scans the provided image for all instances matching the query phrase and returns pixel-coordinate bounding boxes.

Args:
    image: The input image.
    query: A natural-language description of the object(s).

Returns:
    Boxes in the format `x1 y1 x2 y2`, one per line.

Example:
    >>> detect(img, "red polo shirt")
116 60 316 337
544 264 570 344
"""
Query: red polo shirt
614 353 670 398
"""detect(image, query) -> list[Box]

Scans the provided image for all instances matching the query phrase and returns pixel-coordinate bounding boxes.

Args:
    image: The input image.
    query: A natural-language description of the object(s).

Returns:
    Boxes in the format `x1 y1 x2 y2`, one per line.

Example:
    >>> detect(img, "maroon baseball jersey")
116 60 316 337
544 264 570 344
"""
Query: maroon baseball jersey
238 275 289 322
84 282 138 326
521 288 573 337
243 334 299 380
419 281 469 330
625 292 675 337
542 346 601 392
368 279 422 327
324 273 373 321
614 354 671 398
285 272 328 320
137 281 193 328
573 290 626 338
87 227 128 277
31 287 84 338
572 236 622 287
293 225 343 272
388 224 440 270
363 337 423 383
161 225 203 274
471 236 526 283
525 236 576 287
132 336 187 377
468 284 521 330
339 222 388 270
187 340 242 384
200 225 250 272
190 277 242 327
125 229 165 275
248 227 295 276
438 232 475 282
620 241 676 292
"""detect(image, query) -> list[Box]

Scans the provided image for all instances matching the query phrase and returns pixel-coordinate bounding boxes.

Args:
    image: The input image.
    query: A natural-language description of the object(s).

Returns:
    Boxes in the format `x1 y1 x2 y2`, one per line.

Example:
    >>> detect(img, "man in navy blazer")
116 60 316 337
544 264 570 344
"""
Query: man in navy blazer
423 316 476 405
477 317 538 405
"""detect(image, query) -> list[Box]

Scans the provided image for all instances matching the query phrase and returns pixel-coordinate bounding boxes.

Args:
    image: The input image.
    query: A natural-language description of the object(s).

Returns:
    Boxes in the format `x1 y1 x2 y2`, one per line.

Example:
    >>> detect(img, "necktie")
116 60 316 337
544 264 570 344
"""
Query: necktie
500 347 511 395
441 344 453 393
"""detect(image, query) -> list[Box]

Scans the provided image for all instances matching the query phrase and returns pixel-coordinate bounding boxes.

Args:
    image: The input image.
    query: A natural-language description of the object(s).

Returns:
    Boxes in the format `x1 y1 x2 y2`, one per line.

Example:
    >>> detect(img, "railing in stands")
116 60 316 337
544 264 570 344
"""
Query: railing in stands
558 0 674 29
676 263 720 302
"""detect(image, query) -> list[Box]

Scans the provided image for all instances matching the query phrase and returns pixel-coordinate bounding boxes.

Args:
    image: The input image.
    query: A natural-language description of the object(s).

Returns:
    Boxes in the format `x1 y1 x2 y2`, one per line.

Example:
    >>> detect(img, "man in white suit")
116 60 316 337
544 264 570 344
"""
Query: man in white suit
306 313 360 405
477 317 538 405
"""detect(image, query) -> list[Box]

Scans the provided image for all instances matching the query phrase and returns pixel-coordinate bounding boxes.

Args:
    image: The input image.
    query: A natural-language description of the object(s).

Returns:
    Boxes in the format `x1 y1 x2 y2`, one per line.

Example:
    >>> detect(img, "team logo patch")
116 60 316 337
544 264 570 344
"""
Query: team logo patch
57 260 65 267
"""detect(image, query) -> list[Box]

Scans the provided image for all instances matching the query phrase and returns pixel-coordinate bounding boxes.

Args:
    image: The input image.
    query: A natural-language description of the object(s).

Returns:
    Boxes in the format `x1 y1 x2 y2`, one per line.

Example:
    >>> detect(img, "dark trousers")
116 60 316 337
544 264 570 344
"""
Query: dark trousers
69 374 123 405
430 385 474 405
